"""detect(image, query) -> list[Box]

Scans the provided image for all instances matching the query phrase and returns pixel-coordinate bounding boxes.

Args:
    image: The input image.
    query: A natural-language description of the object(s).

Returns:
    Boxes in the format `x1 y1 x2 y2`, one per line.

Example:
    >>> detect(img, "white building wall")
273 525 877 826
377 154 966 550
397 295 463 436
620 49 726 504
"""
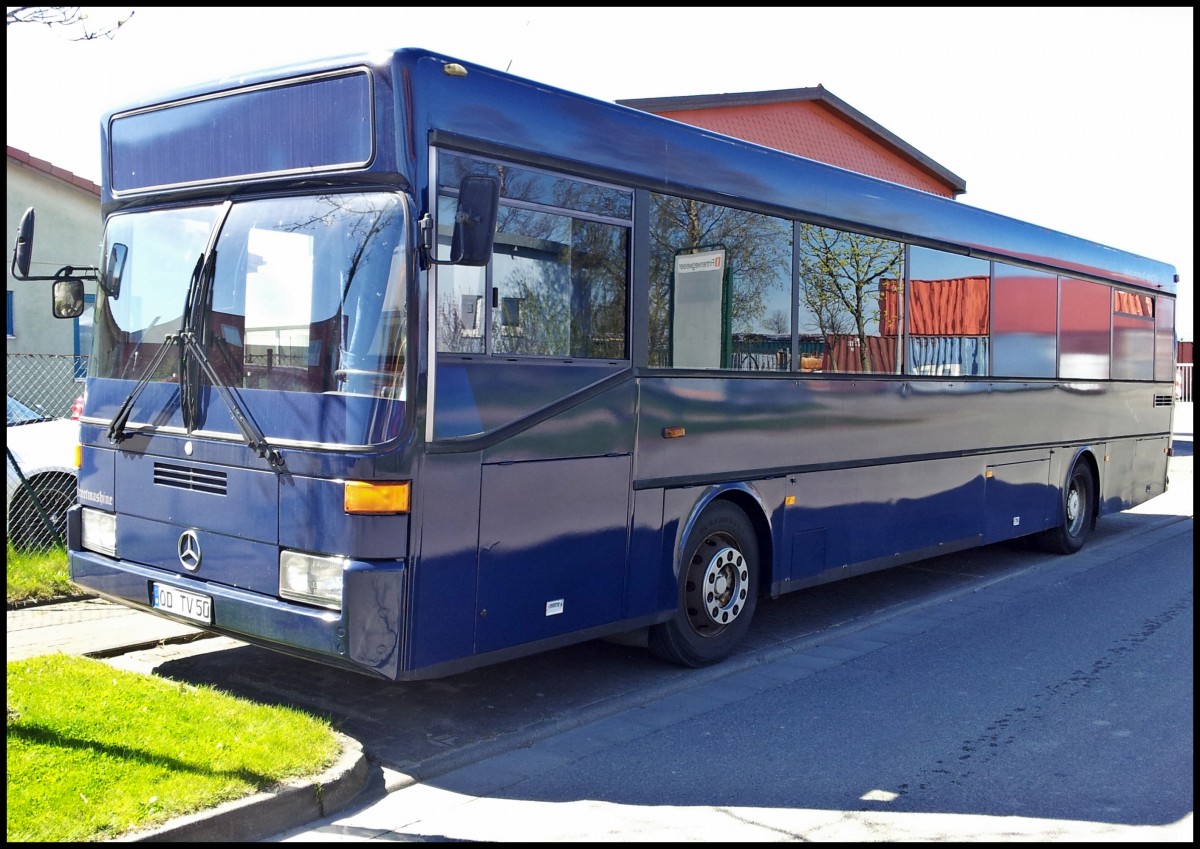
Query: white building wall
6 151 101 356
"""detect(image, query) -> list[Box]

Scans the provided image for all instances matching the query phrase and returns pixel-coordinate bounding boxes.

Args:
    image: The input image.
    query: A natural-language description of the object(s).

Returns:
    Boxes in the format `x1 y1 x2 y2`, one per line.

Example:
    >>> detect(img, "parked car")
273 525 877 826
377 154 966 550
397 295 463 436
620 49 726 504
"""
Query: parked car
6 395 80 549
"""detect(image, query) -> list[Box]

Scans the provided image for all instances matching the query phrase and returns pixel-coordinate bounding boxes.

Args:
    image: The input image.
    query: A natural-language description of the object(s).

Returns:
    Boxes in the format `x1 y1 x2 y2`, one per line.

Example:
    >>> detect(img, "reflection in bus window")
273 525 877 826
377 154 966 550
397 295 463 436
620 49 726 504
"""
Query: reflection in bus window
1111 289 1155 380
436 151 631 360
796 224 903 374
1155 297 1176 382
648 193 791 370
992 263 1057 378
1059 277 1112 379
905 247 990 376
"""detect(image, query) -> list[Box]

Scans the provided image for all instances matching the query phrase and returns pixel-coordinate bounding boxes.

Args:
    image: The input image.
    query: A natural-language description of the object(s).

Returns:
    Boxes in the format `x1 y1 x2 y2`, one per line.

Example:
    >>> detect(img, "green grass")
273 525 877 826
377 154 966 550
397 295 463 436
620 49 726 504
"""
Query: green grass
7 654 342 842
6 542 78 604
6 546 345 842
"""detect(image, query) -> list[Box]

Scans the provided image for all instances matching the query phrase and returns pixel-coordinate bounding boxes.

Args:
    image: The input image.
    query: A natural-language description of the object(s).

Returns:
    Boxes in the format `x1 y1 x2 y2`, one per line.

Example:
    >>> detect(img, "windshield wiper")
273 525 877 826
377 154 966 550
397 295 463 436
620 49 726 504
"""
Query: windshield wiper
106 332 283 468
107 332 283 469
108 252 205 444
107 335 183 444
176 331 284 469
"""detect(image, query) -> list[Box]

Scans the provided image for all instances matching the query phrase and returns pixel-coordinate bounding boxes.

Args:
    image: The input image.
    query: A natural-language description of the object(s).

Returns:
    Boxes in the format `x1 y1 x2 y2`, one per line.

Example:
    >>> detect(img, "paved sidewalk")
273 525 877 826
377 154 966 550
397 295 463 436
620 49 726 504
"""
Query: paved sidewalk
7 595 207 663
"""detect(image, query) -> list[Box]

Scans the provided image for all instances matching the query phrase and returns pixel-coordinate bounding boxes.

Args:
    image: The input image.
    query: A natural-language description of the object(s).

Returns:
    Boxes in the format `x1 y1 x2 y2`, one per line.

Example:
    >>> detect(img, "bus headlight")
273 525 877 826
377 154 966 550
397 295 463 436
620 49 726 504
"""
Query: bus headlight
279 550 347 610
81 508 117 557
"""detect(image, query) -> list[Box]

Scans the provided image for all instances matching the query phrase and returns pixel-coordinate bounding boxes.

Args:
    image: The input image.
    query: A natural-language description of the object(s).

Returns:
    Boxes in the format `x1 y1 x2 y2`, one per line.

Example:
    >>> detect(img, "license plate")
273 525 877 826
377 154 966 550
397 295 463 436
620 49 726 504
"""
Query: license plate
152 583 212 624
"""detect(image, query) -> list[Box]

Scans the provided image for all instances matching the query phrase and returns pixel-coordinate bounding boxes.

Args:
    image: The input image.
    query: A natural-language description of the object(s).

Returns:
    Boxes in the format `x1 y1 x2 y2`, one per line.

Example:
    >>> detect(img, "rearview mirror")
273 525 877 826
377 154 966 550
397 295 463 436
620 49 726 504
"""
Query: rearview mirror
450 176 499 267
103 243 128 298
12 207 35 279
52 279 86 319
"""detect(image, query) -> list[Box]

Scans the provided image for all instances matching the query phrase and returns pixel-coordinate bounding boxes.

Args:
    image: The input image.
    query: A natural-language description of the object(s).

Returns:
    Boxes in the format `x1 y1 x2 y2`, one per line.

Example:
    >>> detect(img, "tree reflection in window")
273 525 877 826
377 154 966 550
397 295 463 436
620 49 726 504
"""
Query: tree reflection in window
435 151 631 360
796 225 903 374
648 193 791 369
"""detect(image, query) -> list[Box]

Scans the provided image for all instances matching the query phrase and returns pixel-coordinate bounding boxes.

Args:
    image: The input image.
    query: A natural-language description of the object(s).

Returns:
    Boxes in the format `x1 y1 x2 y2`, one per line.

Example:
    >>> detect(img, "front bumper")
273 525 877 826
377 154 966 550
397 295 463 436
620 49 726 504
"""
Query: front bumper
68 548 407 680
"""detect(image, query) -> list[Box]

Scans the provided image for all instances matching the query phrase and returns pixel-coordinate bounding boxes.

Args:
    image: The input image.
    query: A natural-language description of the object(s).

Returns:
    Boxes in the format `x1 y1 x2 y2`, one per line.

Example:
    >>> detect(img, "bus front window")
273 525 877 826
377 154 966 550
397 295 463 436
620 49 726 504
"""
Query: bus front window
92 191 410 444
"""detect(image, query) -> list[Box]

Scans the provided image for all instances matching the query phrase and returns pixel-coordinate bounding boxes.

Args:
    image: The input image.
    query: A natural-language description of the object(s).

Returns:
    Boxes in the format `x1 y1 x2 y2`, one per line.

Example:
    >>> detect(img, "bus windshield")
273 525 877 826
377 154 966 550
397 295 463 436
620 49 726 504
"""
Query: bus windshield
90 191 410 447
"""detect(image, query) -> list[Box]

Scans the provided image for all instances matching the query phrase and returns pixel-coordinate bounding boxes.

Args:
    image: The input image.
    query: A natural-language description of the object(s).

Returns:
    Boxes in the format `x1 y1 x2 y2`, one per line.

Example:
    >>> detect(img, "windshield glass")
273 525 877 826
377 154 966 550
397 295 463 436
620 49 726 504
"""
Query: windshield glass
90 192 410 447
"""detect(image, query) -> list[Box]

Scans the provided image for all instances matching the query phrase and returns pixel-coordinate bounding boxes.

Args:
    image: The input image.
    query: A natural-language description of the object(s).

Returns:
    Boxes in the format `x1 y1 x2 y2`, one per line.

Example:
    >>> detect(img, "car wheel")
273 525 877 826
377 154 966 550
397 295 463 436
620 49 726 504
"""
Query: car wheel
9 472 76 550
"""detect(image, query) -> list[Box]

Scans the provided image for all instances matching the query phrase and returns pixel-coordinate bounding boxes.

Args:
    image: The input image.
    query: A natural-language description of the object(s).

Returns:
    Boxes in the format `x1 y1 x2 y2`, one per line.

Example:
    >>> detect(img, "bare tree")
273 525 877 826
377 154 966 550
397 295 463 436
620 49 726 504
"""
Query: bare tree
7 7 134 40
648 194 790 365
762 309 789 335
796 224 902 372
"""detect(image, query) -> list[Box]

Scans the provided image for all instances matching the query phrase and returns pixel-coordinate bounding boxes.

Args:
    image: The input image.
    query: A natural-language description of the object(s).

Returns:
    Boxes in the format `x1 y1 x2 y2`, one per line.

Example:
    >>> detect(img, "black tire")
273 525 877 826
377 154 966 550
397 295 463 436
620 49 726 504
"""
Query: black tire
1036 459 1096 555
649 500 759 668
9 473 76 551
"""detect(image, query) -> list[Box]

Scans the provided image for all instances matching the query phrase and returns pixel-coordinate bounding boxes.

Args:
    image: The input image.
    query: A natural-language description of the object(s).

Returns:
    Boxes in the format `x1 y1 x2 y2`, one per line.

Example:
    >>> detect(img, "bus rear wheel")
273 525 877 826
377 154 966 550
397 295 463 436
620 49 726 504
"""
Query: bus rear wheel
1036 459 1096 555
649 500 759 668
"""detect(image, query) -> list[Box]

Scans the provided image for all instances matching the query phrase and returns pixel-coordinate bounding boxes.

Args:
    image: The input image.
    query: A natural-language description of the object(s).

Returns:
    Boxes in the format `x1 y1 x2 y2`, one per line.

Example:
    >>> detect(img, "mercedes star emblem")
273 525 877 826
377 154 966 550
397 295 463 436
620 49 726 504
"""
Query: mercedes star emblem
177 529 202 571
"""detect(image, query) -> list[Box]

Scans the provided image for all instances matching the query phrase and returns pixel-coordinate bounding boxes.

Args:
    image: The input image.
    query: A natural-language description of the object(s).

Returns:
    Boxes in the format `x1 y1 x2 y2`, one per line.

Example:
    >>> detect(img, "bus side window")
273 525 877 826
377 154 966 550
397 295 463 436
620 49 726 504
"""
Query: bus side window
905 247 990 377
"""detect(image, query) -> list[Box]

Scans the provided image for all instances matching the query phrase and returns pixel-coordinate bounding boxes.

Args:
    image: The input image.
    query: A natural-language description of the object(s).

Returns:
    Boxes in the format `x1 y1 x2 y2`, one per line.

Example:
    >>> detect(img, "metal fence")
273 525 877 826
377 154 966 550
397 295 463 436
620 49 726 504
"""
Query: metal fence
1177 362 1193 403
6 354 86 550
7 353 85 419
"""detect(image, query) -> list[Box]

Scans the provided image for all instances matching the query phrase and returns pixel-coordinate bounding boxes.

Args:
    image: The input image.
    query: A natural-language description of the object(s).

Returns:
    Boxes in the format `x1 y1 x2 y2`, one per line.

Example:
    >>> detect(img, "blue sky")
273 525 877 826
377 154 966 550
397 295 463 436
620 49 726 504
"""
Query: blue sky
6 7 1192 339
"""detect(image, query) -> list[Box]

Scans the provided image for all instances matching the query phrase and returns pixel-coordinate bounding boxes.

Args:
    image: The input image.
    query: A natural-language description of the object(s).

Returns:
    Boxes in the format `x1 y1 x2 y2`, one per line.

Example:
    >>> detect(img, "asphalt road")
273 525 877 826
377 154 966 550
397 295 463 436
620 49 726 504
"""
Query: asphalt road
275 520 1190 843
106 438 1191 842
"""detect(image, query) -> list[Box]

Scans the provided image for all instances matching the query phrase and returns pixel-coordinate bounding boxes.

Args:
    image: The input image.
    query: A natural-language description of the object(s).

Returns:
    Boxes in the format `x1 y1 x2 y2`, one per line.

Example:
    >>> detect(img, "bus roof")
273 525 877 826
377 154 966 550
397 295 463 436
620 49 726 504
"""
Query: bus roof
102 46 1177 296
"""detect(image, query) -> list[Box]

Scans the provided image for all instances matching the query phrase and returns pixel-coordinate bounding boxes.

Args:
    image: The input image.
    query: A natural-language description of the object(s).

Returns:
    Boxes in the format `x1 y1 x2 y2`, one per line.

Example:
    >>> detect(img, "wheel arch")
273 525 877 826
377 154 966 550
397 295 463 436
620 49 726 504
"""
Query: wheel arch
1064 446 1101 530
9 469 77 509
8 469 77 548
676 483 774 592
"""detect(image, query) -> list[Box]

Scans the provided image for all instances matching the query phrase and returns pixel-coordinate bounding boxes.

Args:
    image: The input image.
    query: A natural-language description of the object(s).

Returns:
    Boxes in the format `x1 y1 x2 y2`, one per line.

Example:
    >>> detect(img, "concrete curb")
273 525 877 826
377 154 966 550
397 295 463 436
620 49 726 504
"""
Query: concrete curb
6 591 95 611
113 732 369 842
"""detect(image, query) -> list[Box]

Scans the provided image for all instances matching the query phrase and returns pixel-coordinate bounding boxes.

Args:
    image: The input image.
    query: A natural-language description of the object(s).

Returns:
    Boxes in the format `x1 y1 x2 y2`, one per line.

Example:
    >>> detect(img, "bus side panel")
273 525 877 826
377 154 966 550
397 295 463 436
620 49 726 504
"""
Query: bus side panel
475 454 631 654
1106 436 1172 513
634 377 1171 489
1101 439 1136 514
982 456 1053 544
783 458 985 578
1131 436 1171 507
625 487 671 620
405 451 483 672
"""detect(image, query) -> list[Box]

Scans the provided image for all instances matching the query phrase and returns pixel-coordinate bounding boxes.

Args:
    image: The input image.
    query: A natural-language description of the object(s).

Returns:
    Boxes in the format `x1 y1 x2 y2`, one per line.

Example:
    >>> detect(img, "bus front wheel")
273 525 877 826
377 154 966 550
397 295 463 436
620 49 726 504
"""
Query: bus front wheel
649 500 759 668
1037 459 1096 555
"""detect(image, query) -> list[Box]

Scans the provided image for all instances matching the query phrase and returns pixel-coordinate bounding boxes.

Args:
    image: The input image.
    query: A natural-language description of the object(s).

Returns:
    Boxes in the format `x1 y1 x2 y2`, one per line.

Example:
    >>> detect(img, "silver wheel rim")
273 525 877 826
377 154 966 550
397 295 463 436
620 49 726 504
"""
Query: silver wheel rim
1065 475 1085 536
685 540 749 634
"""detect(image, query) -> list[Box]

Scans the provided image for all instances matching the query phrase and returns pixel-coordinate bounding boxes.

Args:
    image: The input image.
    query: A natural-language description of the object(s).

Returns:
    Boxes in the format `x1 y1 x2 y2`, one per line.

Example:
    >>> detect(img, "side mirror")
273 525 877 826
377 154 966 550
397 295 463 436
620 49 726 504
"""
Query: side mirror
10 206 100 289
450 176 499 267
52 279 86 319
103 243 128 298
12 207 35 279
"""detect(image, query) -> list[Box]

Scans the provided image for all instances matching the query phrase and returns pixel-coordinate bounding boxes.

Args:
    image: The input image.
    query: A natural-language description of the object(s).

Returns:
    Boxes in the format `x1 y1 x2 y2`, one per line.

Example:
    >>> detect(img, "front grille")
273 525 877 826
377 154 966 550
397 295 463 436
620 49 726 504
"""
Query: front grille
153 462 228 495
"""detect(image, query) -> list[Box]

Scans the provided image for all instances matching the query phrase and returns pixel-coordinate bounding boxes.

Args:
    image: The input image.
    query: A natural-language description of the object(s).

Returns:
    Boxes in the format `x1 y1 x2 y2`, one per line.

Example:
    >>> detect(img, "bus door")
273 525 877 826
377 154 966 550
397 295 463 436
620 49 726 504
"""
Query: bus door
420 149 637 664
416 360 636 667
477 445 633 655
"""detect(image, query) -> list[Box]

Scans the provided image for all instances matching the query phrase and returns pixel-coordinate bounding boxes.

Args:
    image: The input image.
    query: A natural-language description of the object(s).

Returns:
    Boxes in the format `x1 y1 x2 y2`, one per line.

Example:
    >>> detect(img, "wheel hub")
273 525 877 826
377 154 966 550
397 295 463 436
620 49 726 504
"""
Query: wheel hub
700 545 748 626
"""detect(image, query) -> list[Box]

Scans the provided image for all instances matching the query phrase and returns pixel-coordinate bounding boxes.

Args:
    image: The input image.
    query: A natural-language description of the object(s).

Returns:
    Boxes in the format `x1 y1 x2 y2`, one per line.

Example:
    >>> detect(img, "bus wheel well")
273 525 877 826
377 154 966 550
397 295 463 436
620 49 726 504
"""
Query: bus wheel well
711 490 773 593
649 497 761 668
1036 450 1099 555
1079 451 1100 528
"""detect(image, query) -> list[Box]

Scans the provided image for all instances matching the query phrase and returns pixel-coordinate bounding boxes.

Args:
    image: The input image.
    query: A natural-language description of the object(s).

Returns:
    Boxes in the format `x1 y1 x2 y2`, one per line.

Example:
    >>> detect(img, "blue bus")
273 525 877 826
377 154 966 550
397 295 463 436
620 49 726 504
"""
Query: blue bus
13 48 1177 680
